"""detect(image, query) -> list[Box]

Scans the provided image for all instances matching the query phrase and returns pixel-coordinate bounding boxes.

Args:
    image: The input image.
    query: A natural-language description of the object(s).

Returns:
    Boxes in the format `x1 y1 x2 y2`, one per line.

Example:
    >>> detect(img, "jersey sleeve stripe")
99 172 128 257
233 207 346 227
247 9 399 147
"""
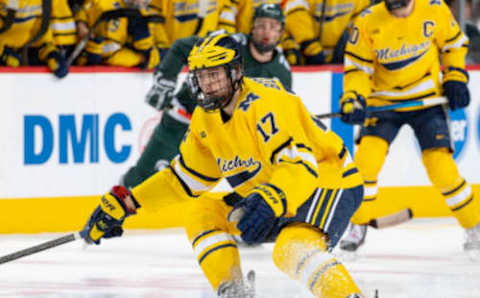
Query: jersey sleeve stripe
279 159 319 178
270 137 294 164
445 31 462 43
370 79 435 98
179 154 220 182
173 158 211 192
345 56 373 75
168 166 199 198
442 34 469 51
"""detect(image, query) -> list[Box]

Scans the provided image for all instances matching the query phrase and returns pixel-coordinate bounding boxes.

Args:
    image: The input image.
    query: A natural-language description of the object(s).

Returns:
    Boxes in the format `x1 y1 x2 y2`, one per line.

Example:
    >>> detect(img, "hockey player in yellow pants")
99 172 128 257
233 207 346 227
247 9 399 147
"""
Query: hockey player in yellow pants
338 0 480 257
80 32 367 297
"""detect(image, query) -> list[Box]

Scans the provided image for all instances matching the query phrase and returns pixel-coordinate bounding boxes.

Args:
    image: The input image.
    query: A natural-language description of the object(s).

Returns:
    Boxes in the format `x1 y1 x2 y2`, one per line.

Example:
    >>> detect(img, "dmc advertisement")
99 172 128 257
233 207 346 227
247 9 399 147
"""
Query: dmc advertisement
0 69 478 200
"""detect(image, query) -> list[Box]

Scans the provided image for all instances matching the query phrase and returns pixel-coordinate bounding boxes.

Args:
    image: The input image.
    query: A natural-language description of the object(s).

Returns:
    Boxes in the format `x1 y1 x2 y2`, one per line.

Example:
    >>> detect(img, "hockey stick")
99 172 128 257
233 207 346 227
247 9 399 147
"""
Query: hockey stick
316 96 448 119
66 8 165 66
0 232 80 265
229 205 413 229
368 208 413 229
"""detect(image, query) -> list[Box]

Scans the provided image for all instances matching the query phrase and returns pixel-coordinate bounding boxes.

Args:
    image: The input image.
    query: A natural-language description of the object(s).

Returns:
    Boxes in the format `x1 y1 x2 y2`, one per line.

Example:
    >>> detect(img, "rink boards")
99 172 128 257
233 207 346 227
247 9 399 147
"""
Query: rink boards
0 66 479 233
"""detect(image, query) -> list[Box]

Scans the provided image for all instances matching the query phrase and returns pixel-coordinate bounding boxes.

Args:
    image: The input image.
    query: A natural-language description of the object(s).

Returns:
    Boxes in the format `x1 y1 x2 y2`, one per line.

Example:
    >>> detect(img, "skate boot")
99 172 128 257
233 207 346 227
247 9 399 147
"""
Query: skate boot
218 270 255 298
340 223 367 252
464 223 480 261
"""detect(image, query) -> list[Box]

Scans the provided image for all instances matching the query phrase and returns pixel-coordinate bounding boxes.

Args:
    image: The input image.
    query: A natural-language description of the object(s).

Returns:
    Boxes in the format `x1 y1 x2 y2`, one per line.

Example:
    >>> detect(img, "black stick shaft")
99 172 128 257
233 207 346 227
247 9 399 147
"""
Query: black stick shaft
316 112 342 119
0 233 78 265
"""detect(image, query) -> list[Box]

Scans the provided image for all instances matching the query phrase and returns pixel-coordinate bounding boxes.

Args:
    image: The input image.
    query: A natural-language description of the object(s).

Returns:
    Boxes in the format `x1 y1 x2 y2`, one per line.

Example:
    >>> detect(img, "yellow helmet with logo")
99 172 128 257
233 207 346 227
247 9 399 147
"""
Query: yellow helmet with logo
187 32 243 111
188 32 242 71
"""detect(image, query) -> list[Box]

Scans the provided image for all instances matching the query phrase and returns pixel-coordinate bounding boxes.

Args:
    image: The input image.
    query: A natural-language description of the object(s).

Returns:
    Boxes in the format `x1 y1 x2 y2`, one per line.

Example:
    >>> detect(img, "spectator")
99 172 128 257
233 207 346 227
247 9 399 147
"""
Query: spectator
148 0 237 51
74 0 161 69
283 0 372 65
0 0 68 78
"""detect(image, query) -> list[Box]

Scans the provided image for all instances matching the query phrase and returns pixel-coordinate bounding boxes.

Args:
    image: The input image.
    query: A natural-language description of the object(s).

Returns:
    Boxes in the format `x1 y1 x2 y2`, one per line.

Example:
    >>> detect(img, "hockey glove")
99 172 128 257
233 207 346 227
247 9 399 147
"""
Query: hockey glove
443 81 470 110
80 185 139 245
145 71 176 110
47 51 69 78
340 91 367 125
231 185 286 244
0 46 20 67
285 48 302 65
301 39 326 65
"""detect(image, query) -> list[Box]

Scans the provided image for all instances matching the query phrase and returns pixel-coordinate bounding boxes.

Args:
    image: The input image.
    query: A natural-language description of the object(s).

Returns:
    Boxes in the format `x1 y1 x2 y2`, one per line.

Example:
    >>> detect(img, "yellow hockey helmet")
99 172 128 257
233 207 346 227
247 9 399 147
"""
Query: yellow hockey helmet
187 32 243 111
188 33 241 71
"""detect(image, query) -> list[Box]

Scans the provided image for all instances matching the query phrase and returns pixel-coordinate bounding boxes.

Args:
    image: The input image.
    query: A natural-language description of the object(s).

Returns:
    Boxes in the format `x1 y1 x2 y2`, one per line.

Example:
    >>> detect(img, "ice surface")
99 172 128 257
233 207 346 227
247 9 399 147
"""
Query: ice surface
0 218 478 298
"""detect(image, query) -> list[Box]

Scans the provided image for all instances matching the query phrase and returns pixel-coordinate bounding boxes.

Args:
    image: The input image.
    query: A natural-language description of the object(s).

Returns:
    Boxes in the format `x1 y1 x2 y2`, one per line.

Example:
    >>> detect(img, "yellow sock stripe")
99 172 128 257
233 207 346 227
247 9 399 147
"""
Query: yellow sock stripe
451 194 474 212
198 242 237 265
298 251 336 287
319 189 340 229
309 260 341 291
363 180 378 202
445 183 472 208
311 189 329 225
192 229 218 248
295 249 321 277
193 231 235 262
443 179 467 198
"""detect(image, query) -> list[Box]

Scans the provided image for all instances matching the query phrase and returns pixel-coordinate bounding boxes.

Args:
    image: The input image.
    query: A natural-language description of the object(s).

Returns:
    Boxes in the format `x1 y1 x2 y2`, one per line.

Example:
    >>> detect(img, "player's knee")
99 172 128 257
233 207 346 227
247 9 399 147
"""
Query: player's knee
355 136 389 180
184 199 226 241
422 147 461 189
273 223 328 276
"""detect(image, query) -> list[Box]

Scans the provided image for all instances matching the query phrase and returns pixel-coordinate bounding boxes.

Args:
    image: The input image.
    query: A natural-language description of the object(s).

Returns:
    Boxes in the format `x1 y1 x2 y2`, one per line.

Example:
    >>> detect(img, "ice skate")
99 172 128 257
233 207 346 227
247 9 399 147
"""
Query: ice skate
340 223 368 252
218 270 255 298
464 223 480 261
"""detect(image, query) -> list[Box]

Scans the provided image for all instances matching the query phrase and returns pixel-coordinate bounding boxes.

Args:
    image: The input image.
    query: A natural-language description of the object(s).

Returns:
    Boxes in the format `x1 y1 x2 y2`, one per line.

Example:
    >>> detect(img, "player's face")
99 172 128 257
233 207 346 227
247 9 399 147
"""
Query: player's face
251 17 283 53
195 66 232 100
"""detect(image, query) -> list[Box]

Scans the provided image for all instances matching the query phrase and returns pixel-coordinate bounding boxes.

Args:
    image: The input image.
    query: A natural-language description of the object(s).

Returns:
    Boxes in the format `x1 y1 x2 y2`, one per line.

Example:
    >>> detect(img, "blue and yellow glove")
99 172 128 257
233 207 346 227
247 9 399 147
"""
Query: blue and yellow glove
47 51 68 78
301 39 326 65
0 46 20 67
230 184 286 244
442 67 470 110
340 91 367 125
80 185 139 245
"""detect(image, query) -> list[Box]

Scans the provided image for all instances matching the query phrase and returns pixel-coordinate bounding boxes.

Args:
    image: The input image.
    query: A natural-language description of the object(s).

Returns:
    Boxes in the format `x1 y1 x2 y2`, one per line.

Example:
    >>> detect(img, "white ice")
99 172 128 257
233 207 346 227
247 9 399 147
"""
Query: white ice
0 218 479 298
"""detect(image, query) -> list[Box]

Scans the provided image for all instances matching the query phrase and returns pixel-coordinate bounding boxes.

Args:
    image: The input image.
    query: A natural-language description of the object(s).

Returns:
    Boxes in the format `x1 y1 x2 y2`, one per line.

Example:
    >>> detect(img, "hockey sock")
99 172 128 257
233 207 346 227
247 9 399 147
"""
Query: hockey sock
273 223 362 298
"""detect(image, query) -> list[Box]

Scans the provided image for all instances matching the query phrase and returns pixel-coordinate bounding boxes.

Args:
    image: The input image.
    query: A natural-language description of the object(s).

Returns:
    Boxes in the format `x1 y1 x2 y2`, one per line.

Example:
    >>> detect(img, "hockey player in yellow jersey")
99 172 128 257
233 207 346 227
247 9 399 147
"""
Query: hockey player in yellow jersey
80 33 367 297
0 0 69 77
149 0 237 49
283 0 371 64
75 0 161 68
50 0 77 56
338 0 480 257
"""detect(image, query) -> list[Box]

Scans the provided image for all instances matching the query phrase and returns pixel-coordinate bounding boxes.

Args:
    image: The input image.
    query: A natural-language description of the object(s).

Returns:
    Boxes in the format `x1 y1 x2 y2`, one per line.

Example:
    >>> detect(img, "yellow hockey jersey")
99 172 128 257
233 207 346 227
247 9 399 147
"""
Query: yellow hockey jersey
232 0 283 34
284 0 370 61
79 0 158 67
132 77 362 216
50 0 76 46
0 0 58 50
343 0 469 110
149 0 237 48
